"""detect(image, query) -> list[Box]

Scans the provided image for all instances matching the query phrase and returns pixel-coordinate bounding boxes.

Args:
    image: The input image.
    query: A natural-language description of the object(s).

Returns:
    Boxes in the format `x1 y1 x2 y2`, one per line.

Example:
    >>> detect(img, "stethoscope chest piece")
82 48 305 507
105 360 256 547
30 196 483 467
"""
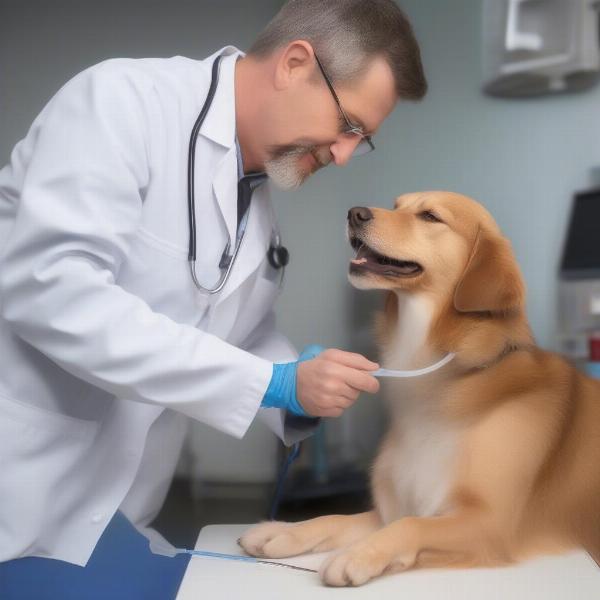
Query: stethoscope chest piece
268 245 289 270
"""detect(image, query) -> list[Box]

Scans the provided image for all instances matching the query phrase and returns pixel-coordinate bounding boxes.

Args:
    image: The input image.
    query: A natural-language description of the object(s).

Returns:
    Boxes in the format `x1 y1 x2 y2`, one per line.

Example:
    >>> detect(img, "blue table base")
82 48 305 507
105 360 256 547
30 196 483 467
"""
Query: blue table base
0 511 190 600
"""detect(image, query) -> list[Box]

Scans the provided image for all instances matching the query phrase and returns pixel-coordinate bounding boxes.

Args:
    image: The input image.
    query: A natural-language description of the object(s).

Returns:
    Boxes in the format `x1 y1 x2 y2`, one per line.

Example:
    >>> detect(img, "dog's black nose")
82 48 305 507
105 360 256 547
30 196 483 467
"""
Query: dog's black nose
348 207 373 228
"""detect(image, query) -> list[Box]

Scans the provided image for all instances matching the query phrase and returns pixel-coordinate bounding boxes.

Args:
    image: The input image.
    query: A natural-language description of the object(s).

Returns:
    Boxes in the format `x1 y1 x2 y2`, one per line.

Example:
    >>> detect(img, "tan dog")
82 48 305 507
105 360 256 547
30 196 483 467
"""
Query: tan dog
239 191 600 586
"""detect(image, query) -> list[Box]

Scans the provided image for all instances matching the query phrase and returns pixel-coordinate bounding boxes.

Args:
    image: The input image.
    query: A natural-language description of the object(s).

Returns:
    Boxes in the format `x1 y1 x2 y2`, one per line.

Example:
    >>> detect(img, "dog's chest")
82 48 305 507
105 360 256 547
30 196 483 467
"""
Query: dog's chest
377 401 459 522
376 292 459 521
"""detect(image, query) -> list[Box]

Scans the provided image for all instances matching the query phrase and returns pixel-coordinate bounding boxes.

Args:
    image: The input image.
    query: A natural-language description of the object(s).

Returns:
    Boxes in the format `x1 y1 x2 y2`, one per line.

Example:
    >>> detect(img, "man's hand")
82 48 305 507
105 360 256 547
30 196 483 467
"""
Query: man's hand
296 349 380 417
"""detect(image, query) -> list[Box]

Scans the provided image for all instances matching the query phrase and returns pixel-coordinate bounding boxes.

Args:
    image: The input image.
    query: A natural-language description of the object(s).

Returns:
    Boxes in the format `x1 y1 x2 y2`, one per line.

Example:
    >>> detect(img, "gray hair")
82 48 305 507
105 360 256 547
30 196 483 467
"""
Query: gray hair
248 0 427 100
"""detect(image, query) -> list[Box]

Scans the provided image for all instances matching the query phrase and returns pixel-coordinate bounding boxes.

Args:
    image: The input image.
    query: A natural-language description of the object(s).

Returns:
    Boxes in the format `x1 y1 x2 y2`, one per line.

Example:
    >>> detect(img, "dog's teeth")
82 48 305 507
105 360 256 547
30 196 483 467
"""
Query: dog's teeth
351 258 368 265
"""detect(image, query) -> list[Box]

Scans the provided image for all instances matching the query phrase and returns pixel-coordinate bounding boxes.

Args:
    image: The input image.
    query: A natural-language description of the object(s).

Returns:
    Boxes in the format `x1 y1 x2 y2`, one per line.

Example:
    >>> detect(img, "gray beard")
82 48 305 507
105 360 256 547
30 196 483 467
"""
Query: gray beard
264 146 331 191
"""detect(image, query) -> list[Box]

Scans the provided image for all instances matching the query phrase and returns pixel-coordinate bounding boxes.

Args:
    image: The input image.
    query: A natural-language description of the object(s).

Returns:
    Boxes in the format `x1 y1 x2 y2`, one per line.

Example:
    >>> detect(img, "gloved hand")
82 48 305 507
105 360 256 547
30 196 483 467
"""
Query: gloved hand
261 345 379 418
261 345 325 417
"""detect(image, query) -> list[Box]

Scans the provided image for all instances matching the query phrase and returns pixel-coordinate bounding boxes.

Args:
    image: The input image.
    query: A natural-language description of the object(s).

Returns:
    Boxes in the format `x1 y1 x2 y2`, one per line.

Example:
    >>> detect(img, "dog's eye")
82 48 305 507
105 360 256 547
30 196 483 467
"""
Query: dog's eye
418 210 443 224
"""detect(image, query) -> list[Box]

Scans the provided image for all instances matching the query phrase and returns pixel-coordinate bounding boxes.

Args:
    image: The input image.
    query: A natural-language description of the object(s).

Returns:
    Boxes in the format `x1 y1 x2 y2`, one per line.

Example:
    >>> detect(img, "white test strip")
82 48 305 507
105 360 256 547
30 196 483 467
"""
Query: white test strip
373 353 456 378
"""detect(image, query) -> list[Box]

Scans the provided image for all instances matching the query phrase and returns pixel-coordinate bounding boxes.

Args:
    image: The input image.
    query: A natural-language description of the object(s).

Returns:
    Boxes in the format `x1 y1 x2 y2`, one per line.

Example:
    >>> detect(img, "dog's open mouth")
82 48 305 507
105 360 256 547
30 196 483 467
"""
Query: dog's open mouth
349 237 424 278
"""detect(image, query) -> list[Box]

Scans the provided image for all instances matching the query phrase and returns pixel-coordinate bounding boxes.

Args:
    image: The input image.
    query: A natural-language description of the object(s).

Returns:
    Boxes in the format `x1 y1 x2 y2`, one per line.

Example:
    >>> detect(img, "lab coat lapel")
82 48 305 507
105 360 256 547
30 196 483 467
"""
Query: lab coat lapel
195 48 273 309
215 184 273 306
211 147 238 246
197 48 241 257
193 47 251 296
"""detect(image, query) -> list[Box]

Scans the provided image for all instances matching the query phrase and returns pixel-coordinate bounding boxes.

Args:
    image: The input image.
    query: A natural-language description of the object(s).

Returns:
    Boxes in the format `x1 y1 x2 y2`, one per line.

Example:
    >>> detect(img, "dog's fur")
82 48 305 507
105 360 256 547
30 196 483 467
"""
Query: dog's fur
239 191 600 586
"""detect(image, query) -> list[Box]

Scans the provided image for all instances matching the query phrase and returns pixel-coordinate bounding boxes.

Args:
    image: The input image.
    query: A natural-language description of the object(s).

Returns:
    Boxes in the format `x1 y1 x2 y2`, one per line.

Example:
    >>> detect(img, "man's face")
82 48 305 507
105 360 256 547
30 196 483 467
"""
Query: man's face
264 53 398 190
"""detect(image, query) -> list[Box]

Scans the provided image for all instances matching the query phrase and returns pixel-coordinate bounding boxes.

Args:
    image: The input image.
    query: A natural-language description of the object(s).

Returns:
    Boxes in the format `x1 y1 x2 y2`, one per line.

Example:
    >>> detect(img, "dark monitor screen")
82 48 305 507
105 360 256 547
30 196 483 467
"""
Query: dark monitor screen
560 189 600 278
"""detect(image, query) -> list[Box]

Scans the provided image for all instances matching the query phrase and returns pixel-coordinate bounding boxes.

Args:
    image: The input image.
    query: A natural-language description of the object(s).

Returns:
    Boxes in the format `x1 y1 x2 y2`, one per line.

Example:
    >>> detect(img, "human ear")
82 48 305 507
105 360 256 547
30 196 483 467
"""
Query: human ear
274 40 315 90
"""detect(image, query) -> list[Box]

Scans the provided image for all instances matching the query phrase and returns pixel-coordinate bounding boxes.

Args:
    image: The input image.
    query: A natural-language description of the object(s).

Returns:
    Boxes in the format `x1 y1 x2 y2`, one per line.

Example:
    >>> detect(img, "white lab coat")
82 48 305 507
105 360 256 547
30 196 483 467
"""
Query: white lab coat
0 46 316 566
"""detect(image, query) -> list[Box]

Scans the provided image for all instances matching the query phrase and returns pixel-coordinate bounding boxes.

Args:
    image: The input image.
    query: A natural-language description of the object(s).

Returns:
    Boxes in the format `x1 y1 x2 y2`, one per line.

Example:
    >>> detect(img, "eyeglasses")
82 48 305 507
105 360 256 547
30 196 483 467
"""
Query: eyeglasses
314 53 375 157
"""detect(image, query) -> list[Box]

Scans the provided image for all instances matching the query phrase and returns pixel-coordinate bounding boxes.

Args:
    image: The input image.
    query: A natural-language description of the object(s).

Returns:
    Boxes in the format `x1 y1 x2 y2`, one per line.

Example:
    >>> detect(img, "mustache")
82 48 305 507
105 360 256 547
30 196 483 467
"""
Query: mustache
267 144 332 168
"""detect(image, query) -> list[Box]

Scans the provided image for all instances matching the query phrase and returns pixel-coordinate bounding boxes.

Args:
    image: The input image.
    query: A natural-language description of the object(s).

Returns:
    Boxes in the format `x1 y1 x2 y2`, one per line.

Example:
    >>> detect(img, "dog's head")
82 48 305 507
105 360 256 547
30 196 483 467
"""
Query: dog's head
347 191 525 315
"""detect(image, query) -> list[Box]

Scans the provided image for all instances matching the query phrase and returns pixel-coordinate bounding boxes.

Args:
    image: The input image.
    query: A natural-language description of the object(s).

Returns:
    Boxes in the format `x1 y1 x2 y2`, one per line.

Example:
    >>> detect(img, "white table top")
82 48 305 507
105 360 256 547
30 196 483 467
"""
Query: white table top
176 523 600 600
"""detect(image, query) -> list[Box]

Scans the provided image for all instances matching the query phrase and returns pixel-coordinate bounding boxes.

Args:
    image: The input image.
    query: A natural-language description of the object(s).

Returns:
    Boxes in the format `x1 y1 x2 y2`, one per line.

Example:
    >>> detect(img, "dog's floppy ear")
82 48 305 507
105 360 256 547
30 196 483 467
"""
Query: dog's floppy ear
453 227 525 314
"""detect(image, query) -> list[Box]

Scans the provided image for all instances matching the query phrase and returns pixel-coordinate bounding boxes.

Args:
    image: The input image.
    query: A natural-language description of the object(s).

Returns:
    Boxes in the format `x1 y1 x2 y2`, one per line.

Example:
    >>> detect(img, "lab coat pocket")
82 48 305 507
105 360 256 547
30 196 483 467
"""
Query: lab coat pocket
228 267 282 346
121 228 211 326
0 393 100 559
0 392 100 439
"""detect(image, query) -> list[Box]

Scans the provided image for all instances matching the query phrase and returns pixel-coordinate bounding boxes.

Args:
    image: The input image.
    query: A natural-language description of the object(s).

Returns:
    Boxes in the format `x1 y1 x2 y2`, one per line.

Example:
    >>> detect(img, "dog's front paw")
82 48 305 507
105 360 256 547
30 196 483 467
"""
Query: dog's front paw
319 543 408 587
238 521 306 558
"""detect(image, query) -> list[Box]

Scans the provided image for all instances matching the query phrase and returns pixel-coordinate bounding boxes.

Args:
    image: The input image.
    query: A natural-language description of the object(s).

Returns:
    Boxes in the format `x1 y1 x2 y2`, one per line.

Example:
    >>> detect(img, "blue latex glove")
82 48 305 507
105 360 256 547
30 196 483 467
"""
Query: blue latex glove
261 344 325 417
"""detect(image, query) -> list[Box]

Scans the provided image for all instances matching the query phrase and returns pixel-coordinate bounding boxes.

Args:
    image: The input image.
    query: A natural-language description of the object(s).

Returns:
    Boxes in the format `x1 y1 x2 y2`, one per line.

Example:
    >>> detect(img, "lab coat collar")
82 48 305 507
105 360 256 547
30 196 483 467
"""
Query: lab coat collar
198 46 243 150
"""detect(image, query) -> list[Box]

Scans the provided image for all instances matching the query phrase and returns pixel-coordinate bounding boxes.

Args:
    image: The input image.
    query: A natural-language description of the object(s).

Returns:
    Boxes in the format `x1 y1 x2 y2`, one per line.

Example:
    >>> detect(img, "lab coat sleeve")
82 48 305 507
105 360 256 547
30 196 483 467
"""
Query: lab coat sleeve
0 62 272 440
241 308 321 447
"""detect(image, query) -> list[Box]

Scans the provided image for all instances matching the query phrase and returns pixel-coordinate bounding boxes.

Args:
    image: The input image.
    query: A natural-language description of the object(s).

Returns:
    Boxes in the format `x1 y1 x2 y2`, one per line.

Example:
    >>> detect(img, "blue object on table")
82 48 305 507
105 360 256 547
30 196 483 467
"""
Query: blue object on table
0 511 190 600
585 361 600 379
174 548 316 572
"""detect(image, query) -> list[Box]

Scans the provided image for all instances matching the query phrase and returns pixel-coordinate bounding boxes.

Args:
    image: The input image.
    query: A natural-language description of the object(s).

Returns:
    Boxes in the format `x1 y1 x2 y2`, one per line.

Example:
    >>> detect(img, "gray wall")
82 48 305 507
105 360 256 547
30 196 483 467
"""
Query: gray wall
3 0 600 482
0 0 281 152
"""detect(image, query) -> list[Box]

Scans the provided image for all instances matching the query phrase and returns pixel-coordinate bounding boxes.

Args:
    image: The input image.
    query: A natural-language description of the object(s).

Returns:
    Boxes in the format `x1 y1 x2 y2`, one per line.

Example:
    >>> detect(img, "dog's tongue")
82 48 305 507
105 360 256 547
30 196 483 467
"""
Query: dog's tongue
350 242 423 276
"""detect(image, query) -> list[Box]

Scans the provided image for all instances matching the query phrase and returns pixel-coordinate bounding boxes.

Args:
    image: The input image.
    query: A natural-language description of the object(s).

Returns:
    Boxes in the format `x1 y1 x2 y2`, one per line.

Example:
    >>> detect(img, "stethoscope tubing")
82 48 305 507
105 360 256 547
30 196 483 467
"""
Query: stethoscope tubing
187 53 285 295
188 56 241 295
188 55 222 266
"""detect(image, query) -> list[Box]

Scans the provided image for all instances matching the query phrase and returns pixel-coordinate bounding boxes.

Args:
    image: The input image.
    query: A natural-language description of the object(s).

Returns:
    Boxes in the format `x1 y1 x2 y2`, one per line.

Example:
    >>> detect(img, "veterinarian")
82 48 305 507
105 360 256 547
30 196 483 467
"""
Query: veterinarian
0 1 426 597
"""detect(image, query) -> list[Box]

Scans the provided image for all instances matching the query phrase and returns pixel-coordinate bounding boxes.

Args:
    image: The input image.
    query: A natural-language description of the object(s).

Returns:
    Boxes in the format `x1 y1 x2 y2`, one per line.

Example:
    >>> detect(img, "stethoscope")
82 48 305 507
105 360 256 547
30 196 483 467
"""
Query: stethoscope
187 54 289 294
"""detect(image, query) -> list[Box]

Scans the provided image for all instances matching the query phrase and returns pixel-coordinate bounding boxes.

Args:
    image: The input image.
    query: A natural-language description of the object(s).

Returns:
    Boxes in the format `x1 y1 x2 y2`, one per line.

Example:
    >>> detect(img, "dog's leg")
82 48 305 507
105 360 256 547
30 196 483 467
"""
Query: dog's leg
319 510 510 587
238 510 382 558
319 396 558 587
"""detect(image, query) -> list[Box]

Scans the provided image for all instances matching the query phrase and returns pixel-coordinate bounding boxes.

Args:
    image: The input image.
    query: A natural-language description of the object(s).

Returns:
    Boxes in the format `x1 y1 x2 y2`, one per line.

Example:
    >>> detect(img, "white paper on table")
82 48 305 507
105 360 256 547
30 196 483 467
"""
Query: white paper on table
176 523 600 600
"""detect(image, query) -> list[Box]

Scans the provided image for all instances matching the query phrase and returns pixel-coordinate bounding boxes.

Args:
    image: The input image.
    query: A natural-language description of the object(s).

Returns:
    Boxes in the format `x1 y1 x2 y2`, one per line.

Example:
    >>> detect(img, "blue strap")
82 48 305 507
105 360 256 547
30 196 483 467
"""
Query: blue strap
176 549 259 563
